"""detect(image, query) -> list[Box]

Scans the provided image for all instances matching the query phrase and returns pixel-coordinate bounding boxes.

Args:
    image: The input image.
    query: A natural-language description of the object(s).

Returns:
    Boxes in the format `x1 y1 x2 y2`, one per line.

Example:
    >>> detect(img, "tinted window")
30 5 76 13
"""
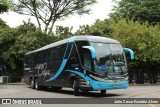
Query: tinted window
42 49 52 62
53 44 67 60
76 41 90 65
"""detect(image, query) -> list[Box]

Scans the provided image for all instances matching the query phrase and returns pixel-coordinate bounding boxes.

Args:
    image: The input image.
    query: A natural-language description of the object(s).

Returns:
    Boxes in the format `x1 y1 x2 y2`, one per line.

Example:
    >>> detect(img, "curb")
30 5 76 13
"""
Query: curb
8 82 26 85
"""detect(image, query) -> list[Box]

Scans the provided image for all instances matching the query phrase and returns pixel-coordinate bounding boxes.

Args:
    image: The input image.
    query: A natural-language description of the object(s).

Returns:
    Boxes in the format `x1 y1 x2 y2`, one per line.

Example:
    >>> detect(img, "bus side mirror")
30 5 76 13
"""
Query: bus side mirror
123 48 134 60
82 46 96 59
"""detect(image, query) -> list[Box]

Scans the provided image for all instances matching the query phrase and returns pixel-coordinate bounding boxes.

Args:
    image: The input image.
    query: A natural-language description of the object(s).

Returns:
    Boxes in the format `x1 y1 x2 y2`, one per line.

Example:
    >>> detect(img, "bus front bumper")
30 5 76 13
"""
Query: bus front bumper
89 80 129 91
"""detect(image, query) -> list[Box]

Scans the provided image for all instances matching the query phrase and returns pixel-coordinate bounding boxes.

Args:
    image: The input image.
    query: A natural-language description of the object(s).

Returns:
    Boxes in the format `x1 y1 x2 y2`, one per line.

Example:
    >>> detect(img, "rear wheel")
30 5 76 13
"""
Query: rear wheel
30 78 35 89
100 90 106 95
73 80 79 96
35 78 40 90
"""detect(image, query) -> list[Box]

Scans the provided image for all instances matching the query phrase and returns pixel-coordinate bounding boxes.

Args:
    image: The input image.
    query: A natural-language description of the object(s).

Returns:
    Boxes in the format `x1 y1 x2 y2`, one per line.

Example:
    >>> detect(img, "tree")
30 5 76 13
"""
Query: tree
75 24 90 35
0 0 11 13
55 25 73 37
110 0 160 25
75 19 112 37
13 0 96 35
89 19 112 36
109 18 160 65
0 18 9 28
0 21 60 81
109 18 160 84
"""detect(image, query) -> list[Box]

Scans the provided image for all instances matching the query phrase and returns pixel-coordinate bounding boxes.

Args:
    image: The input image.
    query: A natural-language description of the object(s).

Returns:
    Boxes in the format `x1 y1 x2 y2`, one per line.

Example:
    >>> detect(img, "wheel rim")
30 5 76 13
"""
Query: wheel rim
73 80 75 89
31 79 34 87
35 80 38 89
35 79 39 89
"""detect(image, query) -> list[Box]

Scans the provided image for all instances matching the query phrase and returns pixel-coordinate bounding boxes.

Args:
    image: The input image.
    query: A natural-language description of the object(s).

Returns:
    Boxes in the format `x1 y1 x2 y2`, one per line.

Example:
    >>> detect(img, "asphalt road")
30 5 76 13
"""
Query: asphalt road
0 84 160 107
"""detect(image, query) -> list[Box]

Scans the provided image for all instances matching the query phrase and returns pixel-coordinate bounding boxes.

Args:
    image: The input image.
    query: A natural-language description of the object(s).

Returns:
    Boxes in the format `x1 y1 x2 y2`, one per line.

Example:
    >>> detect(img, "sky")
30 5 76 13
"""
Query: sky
0 0 115 32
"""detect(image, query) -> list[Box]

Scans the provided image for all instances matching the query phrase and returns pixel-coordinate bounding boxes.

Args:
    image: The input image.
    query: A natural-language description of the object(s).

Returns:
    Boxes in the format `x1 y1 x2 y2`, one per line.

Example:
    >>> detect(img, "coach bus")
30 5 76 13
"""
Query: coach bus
24 36 134 96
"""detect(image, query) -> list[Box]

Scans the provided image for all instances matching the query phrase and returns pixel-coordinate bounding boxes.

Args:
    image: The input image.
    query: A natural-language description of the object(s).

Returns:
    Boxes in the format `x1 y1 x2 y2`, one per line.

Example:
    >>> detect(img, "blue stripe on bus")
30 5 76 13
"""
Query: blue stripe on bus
69 36 76 43
45 37 75 82
45 59 68 82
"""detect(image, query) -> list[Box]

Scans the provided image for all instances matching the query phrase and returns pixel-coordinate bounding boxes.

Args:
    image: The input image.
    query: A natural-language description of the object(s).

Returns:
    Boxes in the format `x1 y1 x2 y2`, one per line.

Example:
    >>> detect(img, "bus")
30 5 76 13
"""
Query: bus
24 36 134 96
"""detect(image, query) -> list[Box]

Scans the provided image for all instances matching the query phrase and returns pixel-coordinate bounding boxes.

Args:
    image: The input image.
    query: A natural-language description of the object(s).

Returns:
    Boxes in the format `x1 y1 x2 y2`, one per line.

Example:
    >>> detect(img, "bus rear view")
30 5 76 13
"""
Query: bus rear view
24 36 134 96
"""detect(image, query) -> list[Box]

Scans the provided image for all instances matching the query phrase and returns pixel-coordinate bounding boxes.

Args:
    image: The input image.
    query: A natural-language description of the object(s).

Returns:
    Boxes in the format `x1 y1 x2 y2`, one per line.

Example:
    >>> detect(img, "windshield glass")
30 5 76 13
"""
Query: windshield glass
90 42 126 74
110 44 125 66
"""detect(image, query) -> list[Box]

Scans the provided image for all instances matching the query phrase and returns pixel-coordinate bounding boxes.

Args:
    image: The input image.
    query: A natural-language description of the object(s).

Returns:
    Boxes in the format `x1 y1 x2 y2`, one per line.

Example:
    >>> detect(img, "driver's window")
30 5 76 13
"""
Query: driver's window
75 41 93 71
84 52 91 70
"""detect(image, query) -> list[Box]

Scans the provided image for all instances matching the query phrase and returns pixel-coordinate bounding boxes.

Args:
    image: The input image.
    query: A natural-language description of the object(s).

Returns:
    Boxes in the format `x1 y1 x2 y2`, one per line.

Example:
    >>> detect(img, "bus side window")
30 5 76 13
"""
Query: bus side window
52 44 67 61
42 49 52 62
46 49 52 61
84 51 92 70
75 41 90 64
53 47 62 60
35 52 42 63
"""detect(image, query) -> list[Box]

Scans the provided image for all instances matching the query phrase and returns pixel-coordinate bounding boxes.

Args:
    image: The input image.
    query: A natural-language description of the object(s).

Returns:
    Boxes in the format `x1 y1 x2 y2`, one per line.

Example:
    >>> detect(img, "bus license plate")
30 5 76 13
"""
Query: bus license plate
112 84 119 88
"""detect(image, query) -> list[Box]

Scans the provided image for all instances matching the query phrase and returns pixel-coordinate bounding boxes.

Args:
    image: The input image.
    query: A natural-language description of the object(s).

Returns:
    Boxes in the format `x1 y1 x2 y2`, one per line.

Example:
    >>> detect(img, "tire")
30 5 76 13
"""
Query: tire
30 78 35 89
73 80 79 96
100 90 106 95
34 78 40 90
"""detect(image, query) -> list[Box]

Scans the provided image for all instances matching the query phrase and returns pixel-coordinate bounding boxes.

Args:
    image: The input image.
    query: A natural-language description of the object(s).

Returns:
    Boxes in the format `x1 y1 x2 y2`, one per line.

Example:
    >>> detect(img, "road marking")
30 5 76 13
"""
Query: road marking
149 95 160 107
149 104 157 107
126 91 160 107
126 91 160 98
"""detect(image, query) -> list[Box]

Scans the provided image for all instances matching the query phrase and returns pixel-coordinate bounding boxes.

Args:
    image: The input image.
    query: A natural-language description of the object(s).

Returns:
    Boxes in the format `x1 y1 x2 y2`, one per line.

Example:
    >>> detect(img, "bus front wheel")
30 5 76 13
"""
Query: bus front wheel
73 80 79 96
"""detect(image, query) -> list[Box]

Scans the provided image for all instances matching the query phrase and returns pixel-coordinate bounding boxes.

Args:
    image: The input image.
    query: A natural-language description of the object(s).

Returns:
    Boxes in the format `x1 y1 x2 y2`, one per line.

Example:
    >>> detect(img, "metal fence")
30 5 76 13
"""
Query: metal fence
0 76 10 85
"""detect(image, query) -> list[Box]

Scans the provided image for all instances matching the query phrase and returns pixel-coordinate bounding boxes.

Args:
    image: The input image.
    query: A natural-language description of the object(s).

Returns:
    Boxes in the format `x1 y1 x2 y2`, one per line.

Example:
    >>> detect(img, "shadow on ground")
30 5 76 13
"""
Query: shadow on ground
27 86 123 98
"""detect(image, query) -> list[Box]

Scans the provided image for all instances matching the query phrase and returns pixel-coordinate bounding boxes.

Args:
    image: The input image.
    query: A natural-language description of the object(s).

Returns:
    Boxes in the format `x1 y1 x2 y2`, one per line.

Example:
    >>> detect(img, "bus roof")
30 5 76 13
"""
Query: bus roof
25 35 120 55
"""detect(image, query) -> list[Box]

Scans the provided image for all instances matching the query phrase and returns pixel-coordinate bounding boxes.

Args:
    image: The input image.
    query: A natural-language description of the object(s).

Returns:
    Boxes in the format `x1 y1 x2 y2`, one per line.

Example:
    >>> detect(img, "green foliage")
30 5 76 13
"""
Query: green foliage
55 25 73 37
110 0 160 25
75 19 112 37
0 21 60 81
75 24 91 35
109 18 160 67
89 19 112 37
0 0 12 13
0 18 8 28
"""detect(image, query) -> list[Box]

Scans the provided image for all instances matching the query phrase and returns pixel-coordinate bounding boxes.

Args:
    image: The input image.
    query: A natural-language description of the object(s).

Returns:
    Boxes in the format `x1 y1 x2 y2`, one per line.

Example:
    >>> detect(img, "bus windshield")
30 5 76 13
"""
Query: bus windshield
90 42 126 74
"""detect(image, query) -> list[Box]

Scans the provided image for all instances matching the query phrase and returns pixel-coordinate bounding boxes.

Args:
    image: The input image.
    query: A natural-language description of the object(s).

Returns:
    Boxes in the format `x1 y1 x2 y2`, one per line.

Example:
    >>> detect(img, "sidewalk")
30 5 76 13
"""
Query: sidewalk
8 82 26 85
